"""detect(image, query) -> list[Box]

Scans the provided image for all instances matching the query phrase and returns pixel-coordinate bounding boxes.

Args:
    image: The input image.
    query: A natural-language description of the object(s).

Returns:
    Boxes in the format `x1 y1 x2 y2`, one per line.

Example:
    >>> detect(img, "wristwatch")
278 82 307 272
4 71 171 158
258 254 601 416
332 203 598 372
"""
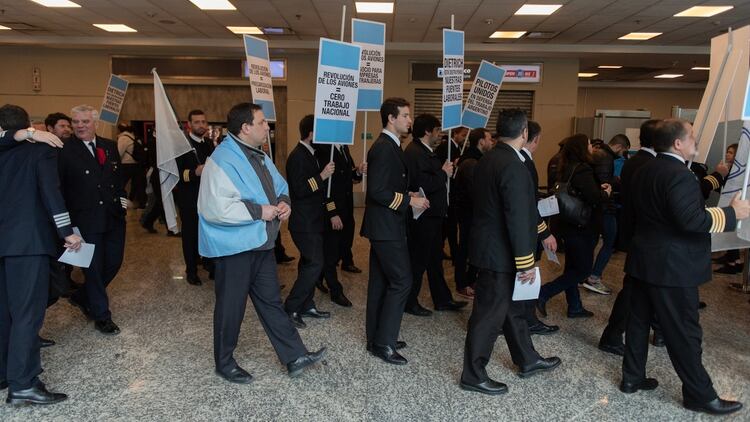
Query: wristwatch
25 127 36 140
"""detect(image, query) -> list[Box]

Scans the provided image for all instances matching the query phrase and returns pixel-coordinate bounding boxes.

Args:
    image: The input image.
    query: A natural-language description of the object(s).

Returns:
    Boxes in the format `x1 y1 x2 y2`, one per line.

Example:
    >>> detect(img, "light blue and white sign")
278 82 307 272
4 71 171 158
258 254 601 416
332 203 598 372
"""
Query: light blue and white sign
442 29 464 130
352 18 386 111
99 74 128 125
462 60 505 129
243 35 276 121
313 38 362 145
742 69 750 121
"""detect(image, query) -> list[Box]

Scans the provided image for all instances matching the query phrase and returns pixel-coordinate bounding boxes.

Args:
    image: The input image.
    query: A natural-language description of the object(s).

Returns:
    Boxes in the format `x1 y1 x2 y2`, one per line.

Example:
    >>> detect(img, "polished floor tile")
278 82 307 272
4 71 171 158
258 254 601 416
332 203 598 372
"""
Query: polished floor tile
1 210 748 421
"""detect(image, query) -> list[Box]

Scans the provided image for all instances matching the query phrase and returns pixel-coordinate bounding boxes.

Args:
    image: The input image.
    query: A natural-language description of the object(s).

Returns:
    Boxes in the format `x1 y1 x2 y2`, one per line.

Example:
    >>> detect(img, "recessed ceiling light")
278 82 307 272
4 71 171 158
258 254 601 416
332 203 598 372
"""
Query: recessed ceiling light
597 65 622 69
691 66 710 71
675 6 733 18
189 0 236 11
227 26 263 34
30 0 80 7
93 24 137 33
619 32 662 41
654 74 683 79
0 25 10 30
515 4 562 16
490 31 526 39
355 2 394 14
578 72 598 78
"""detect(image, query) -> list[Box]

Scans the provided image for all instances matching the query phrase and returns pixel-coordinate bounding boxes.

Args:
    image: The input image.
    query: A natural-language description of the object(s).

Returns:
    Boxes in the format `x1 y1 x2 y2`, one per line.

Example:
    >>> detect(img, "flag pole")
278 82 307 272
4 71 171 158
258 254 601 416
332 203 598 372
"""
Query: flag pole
362 112 368 192
327 4 346 198
446 14 455 204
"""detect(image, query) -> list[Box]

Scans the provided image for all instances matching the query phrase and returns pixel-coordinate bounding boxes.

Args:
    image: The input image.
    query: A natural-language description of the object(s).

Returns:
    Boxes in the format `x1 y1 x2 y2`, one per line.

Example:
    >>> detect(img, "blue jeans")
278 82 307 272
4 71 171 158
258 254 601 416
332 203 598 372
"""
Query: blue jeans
591 213 617 277
540 230 598 313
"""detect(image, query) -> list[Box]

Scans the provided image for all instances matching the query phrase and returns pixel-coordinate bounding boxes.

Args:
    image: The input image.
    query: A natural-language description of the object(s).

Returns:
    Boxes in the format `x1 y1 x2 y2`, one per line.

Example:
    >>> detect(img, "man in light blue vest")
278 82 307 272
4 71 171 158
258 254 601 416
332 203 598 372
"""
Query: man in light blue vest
198 103 325 383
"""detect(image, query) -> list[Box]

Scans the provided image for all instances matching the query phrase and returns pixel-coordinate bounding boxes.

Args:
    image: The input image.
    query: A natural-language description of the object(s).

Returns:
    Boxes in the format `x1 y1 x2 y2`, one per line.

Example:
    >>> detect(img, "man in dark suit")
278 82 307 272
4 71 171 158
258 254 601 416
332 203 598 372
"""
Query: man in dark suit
436 126 468 261
175 110 215 286
361 97 429 365
600 119 661 355
314 139 364 307
59 105 127 336
621 118 748 415
284 115 334 328
461 109 560 395
403 114 466 316
519 120 559 335
0 104 82 405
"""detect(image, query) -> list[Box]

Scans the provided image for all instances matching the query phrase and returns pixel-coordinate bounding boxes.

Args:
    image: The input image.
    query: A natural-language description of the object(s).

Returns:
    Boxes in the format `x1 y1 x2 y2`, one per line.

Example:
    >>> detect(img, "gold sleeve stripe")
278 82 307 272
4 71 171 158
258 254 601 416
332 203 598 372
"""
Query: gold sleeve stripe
537 221 548 234
308 177 319 192
389 192 404 210
704 175 720 190
517 261 535 270
326 202 336 211
515 253 534 263
516 256 535 266
707 207 726 233
183 169 191 183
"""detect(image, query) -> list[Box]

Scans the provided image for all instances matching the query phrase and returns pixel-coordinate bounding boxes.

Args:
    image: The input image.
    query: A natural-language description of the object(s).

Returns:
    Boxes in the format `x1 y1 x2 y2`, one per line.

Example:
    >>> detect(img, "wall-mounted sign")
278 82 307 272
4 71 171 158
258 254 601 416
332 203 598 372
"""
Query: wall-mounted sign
413 62 542 84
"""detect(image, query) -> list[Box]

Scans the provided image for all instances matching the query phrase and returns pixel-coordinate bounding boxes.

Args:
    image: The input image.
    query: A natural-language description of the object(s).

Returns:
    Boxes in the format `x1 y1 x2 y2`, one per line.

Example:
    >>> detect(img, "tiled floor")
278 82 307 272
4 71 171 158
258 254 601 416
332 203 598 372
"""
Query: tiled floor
1 210 748 421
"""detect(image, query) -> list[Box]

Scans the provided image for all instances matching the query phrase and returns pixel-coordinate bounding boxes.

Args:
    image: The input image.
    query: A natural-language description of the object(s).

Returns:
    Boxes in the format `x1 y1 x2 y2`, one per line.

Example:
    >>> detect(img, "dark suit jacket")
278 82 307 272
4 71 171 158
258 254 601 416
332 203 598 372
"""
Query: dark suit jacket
617 149 655 251
58 136 127 235
625 154 736 287
314 144 361 221
453 146 483 218
0 129 17 147
404 140 448 218
520 149 551 240
0 142 73 257
175 135 214 208
469 142 536 273
286 143 325 233
435 139 461 164
361 133 411 241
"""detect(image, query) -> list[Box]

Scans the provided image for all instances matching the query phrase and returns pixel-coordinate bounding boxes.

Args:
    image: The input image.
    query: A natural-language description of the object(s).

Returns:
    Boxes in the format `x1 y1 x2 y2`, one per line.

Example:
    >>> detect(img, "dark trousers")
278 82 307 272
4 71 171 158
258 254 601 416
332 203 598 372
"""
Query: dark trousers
274 236 288 260
142 168 165 229
339 206 356 267
600 274 662 346
0 255 48 391
213 249 307 373
442 207 459 261
539 230 597 313
454 212 478 291
322 228 345 296
462 270 540 384
407 216 453 307
623 277 717 404
366 239 411 346
121 163 147 207
72 224 125 321
177 202 199 277
285 231 322 314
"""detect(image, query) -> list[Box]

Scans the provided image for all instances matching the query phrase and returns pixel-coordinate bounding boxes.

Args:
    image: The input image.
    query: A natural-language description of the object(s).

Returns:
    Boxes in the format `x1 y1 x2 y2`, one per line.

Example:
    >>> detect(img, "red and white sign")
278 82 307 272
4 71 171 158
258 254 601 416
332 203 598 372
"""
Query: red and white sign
498 65 541 83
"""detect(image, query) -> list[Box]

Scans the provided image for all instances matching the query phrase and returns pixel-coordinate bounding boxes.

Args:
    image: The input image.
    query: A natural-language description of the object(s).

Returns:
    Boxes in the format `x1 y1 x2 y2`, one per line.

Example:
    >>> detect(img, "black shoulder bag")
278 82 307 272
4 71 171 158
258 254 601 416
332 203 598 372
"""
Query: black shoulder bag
554 164 592 227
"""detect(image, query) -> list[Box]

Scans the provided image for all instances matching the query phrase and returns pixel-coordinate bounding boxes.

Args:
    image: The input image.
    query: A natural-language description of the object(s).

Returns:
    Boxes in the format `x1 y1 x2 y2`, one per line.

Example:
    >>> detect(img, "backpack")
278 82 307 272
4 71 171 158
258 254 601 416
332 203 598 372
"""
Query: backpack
123 133 146 163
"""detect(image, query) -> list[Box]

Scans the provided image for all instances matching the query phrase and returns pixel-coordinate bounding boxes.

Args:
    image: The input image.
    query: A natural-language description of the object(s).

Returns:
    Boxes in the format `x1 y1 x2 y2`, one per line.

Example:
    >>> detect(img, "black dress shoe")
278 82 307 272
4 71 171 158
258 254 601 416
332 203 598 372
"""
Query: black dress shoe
0 380 7 390
331 293 352 307
434 300 468 312
186 274 203 286
39 336 55 348
714 264 742 274
651 332 665 347
536 299 548 318
287 347 327 377
684 398 743 415
141 223 157 234
528 322 559 335
567 308 594 319
6 381 67 406
598 342 625 356
276 254 295 264
619 378 658 394
216 366 254 384
459 378 508 395
301 307 330 319
367 341 406 352
405 303 432 317
341 264 362 273
518 357 561 378
94 319 120 335
315 280 329 294
288 312 306 328
370 344 407 365
67 296 92 320
166 231 181 237
698 301 707 309
208 270 215 280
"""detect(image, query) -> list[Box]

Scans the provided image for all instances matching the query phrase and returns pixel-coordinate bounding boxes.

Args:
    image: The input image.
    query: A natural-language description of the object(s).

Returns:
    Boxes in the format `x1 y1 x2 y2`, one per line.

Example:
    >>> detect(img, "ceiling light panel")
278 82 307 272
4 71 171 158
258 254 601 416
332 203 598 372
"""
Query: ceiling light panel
0 25 10 30
189 0 236 11
675 6 733 18
227 26 263 34
654 74 683 79
597 65 622 69
618 32 662 41
490 31 526 39
578 73 598 77
355 2 394 14
30 0 80 7
515 4 562 16
93 24 137 32
691 66 710 71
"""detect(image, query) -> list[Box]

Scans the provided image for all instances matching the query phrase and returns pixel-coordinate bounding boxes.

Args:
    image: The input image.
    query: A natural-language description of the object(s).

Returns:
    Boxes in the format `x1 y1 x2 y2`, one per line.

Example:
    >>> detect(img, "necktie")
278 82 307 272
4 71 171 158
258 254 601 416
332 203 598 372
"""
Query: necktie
86 142 96 157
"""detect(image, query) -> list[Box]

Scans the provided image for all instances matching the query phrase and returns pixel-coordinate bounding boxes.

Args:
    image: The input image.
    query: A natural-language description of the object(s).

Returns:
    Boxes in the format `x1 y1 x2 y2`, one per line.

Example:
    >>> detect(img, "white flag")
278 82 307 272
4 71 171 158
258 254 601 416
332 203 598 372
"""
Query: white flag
152 69 193 234
712 121 750 251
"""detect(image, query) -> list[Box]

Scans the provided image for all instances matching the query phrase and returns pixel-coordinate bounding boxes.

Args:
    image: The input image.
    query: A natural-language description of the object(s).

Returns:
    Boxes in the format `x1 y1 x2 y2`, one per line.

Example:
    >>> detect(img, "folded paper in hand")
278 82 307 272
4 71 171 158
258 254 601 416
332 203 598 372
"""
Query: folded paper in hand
412 187 427 220
512 267 541 301
538 196 559 217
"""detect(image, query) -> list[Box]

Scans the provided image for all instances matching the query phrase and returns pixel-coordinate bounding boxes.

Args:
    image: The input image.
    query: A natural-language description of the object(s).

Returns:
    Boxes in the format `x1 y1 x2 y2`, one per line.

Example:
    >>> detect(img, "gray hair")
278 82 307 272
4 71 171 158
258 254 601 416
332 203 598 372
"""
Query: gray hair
70 104 99 120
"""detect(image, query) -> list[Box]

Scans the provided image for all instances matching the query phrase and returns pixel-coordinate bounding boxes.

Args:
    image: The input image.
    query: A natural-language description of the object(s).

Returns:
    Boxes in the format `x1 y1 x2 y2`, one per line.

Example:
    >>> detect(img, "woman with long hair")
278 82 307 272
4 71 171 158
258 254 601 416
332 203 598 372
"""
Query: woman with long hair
538 134 611 318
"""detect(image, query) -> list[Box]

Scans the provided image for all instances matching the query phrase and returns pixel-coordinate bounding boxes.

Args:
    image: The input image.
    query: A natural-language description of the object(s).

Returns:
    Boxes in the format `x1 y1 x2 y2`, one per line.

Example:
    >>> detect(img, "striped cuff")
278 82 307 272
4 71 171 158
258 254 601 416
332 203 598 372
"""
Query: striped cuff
389 192 404 210
326 202 336 212
53 212 71 229
182 169 191 183
515 253 535 270
120 197 128 209
704 175 720 190
308 177 319 192
537 221 548 234
707 207 726 233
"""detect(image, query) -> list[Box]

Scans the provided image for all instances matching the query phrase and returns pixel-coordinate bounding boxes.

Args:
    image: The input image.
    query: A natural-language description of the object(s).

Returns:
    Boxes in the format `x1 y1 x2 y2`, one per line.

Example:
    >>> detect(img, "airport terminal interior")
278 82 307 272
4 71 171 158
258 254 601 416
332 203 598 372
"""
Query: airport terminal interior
2 0 750 420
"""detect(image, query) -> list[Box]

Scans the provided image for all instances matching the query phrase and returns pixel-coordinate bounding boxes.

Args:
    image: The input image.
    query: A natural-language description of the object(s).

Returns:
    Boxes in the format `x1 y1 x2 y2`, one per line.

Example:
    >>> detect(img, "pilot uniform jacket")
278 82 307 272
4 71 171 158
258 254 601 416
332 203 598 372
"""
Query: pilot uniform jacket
403 140 448 218
0 142 73 257
436 139 461 164
625 154 736 287
361 133 411 241
519 149 551 241
286 143 325 233
469 142 537 273
314 144 362 225
58 136 127 235
617 149 655 251
175 135 214 206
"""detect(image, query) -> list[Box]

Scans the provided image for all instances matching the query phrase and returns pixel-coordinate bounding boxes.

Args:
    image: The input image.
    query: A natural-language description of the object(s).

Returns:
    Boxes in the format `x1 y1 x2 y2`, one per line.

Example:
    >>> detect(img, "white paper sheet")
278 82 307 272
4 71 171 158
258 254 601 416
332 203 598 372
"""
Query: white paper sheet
544 244 560 266
537 196 559 217
512 267 541 301
412 187 427 220
58 243 95 268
